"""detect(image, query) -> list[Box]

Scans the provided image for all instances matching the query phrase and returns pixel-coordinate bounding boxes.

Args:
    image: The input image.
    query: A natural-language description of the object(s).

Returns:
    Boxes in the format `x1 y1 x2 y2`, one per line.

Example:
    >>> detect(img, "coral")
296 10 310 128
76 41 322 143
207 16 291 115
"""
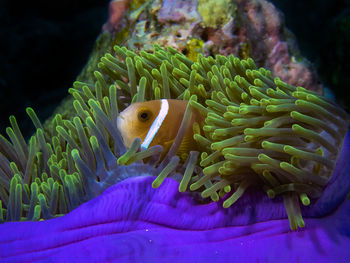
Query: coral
102 0 130 33
186 38 204 61
197 0 236 28
0 45 347 232
102 0 323 94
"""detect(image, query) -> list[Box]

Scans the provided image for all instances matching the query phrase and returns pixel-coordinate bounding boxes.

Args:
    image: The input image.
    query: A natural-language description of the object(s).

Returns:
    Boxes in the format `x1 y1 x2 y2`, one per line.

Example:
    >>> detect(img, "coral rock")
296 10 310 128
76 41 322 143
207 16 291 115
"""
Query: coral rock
104 0 323 94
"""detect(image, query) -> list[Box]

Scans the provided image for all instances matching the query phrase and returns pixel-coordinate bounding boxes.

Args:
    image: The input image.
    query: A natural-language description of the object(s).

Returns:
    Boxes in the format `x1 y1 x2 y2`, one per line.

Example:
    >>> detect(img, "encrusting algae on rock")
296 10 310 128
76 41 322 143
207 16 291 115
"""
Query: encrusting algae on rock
0 44 348 231
197 0 236 29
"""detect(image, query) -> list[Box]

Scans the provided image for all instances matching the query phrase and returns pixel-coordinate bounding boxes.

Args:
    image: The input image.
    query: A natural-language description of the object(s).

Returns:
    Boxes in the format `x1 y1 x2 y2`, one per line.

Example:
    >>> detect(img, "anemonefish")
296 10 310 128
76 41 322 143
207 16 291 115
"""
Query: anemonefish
116 99 203 158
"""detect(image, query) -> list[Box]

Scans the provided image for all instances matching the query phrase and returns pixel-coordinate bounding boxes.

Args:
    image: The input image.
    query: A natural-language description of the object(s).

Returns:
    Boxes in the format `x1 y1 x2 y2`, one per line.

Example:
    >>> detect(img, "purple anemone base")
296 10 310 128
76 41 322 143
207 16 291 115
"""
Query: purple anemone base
1 133 350 262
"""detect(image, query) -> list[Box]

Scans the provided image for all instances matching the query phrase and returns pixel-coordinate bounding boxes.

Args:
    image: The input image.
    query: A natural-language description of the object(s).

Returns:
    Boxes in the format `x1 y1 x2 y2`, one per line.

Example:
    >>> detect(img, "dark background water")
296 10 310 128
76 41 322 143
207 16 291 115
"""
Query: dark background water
0 0 349 140
0 0 109 139
270 0 350 109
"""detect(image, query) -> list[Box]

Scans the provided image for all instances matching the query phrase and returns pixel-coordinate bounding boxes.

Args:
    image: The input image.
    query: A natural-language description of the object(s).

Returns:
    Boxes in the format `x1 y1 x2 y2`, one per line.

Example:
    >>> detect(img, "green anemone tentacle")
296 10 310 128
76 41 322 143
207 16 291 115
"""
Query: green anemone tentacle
0 45 348 231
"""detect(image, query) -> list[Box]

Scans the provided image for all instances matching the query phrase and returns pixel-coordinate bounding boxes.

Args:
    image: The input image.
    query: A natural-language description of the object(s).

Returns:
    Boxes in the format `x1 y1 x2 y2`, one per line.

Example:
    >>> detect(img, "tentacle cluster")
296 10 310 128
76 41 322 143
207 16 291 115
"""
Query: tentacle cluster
0 110 85 221
93 45 349 229
0 45 348 231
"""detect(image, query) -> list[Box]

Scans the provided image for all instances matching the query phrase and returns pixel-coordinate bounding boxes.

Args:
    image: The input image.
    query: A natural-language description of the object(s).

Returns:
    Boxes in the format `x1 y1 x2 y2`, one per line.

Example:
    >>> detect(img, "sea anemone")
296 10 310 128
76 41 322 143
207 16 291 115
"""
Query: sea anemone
90 44 349 230
0 44 348 234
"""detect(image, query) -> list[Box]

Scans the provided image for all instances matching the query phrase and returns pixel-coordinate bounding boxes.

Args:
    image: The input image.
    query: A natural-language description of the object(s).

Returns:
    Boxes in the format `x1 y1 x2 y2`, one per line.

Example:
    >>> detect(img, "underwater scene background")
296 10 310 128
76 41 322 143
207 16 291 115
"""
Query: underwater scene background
0 0 350 262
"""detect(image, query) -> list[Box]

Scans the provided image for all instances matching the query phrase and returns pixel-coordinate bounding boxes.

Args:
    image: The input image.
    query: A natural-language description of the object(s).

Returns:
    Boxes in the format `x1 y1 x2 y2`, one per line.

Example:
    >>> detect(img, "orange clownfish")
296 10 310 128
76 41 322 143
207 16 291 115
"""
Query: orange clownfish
116 99 203 157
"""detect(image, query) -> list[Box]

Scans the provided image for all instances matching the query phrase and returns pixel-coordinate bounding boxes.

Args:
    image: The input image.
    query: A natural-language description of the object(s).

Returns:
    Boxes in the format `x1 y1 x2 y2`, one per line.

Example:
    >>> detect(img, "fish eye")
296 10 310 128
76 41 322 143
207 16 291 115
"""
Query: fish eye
137 110 152 122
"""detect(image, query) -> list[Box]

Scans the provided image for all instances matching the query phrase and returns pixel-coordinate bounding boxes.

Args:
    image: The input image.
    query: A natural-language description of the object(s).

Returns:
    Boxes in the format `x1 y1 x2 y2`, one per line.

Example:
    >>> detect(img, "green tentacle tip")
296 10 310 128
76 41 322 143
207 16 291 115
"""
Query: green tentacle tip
152 156 180 188
300 193 310 206
222 200 231 209
189 181 201 191
71 148 80 160
117 138 141 165
136 77 147 102
266 189 275 199
88 136 100 161
31 205 41 221
298 219 305 228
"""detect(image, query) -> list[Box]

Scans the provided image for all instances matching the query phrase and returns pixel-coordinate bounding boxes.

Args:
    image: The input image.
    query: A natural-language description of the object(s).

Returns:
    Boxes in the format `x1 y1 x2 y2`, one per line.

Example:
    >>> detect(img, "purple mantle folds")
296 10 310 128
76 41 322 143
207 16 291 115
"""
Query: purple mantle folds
0 133 350 262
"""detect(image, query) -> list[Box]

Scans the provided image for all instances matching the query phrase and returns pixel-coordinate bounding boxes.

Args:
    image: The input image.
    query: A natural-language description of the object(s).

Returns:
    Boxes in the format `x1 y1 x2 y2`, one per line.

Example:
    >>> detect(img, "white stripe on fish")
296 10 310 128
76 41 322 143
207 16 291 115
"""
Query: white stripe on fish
141 99 169 150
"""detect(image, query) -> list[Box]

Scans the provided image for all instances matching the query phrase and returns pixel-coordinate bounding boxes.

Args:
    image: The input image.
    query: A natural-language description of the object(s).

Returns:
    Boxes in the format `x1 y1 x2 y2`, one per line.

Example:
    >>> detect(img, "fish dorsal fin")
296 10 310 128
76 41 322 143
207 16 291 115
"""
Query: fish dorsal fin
141 99 169 150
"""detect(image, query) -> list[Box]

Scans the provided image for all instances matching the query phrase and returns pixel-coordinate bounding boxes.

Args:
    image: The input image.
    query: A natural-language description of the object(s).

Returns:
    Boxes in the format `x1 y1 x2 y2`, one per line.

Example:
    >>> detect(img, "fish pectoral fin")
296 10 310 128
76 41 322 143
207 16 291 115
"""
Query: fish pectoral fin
162 135 195 160
178 134 197 158
162 140 175 153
